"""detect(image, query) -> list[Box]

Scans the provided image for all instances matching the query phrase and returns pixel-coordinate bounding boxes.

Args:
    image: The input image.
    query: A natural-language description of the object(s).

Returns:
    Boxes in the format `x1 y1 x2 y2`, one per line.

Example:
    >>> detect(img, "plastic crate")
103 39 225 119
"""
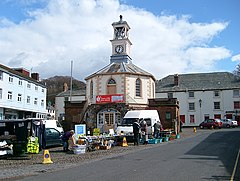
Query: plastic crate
148 139 158 144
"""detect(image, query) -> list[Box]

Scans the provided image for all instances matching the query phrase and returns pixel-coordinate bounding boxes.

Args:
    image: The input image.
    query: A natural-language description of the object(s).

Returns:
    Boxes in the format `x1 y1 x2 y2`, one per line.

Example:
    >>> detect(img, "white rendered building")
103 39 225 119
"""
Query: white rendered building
0 64 47 119
156 73 240 126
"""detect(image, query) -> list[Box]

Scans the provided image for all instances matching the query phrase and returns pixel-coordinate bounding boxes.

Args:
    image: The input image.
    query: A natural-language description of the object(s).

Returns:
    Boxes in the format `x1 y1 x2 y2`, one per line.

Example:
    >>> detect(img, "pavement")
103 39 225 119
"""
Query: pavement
0 127 200 181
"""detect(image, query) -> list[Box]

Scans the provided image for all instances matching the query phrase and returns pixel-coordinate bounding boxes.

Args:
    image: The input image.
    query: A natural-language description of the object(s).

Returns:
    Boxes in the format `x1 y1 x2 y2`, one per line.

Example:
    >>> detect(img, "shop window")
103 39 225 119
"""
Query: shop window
214 114 221 119
98 112 104 124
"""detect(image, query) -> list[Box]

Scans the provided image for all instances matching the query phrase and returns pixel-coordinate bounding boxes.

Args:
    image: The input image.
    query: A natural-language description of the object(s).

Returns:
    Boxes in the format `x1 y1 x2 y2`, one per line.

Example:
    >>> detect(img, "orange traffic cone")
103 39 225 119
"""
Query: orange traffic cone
122 137 128 147
42 149 53 164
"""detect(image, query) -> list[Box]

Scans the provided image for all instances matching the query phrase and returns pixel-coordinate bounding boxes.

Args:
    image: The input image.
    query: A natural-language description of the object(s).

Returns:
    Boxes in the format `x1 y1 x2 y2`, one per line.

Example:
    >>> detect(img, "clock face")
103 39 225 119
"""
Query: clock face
115 45 124 54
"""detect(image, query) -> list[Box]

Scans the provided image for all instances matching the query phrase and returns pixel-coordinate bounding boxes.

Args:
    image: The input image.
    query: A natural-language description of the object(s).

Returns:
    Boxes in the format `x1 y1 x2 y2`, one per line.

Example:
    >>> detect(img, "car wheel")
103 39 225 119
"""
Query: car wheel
226 124 230 128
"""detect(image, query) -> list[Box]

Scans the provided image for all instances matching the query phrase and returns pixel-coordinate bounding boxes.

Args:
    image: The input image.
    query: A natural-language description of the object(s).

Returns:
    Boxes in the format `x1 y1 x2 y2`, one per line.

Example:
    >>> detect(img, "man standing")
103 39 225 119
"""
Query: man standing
132 120 141 146
153 121 162 138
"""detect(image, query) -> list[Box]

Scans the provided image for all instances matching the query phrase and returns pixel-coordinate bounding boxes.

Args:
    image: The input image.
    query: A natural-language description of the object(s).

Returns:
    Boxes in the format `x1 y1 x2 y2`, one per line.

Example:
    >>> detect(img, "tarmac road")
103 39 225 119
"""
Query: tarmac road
16 128 240 181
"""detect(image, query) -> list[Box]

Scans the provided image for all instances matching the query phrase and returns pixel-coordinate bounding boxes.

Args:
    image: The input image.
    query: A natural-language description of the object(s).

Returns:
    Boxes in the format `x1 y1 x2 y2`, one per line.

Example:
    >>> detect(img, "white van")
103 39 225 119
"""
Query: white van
116 110 161 135
44 120 64 133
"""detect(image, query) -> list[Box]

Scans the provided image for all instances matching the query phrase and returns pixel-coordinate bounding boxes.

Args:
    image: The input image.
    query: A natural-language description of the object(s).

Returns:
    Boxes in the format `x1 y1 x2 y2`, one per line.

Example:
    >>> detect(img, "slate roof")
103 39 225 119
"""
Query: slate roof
85 60 155 80
156 72 240 92
56 89 86 97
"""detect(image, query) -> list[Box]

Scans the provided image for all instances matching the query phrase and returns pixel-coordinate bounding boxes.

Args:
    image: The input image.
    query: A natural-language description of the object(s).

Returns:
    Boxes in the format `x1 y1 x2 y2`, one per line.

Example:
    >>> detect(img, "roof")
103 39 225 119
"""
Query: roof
56 89 86 97
0 64 45 87
156 72 240 92
85 60 155 80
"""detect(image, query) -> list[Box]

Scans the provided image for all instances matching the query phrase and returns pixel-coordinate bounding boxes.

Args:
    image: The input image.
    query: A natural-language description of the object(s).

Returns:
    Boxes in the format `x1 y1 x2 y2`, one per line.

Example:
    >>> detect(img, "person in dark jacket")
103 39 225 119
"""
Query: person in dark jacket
132 120 141 146
61 130 74 152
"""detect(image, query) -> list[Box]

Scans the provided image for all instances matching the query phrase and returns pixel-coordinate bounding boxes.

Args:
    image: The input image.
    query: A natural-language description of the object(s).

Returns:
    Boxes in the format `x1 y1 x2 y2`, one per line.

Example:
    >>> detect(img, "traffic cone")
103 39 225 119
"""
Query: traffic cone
42 149 53 164
122 137 128 147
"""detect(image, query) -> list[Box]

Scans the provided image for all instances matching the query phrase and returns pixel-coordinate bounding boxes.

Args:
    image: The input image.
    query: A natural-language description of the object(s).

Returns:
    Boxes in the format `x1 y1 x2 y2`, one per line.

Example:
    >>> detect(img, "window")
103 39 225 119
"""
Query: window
189 91 194 98
27 83 31 89
34 98 38 105
0 88 2 99
9 75 13 83
90 81 93 98
35 86 38 91
214 114 221 119
98 112 104 124
8 91 12 100
190 115 195 123
234 101 240 109
189 102 195 111
233 90 240 97
168 92 173 98
41 100 44 107
18 79 22 86
214 102 220 110
0 71 3 80
135 78 141 97
42 88 44 93
204 114 210 120
27 96 30 104
214 91 220 97
17 94 22 102
166 112 171 120
107 78 116 95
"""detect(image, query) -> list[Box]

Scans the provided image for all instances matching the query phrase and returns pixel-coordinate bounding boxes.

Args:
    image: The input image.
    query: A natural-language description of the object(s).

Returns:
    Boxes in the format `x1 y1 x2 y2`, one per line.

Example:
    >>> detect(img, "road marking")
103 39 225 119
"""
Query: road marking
230 148 240 181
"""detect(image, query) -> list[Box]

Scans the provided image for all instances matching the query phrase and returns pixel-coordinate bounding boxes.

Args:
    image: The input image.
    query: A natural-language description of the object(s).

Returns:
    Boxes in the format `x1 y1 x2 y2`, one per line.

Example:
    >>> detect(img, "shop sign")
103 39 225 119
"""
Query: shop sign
96 94 124 103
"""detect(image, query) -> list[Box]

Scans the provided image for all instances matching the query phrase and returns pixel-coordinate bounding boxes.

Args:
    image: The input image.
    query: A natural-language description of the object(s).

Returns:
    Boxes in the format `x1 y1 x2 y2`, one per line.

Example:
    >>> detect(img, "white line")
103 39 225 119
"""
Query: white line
230 148 240 181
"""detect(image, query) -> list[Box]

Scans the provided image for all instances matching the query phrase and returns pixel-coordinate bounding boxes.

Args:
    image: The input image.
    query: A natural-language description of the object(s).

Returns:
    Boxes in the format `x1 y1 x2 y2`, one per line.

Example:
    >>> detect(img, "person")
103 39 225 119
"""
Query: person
140 120 148 145
61 130 75 152
132 119 141 146
153 121 162 138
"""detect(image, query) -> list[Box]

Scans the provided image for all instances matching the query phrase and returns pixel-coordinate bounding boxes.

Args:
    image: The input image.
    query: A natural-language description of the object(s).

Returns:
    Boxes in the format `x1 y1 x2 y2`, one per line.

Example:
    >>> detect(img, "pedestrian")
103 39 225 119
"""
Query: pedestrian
140 120 148 145
132 119 141 146
61 130 75 152
153 121 162 138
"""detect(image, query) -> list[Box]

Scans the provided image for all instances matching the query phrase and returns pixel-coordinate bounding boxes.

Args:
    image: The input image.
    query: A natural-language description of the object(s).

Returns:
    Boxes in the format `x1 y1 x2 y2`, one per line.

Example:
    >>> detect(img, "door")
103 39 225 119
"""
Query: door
104 113 114 133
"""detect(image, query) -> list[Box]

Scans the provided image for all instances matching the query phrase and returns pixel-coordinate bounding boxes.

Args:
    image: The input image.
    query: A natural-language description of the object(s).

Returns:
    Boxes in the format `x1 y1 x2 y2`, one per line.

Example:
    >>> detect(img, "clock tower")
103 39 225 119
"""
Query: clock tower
110 15 132 63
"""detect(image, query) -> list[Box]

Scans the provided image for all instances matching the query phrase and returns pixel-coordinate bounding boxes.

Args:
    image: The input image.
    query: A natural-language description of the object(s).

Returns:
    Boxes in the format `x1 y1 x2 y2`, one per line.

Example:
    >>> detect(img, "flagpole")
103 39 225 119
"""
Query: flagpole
70 60 73 102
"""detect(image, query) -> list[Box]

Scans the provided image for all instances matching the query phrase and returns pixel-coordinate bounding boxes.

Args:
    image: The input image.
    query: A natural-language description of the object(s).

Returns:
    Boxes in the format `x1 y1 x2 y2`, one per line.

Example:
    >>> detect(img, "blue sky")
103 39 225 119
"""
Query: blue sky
0 0 239 80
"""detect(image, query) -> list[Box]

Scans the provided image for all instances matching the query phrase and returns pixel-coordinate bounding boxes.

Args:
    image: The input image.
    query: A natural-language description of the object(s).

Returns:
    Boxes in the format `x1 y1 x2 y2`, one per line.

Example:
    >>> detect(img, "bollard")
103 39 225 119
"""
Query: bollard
193 127 197 133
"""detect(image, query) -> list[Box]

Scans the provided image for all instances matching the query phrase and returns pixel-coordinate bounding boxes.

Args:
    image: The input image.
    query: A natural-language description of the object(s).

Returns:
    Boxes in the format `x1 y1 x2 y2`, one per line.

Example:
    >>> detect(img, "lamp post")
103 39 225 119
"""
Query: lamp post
199 99 202 122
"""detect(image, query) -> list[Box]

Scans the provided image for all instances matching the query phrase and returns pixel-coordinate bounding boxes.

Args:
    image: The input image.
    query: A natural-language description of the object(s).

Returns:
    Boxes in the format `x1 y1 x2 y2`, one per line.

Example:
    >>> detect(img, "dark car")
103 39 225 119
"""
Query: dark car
199 119 223 129
43 128 63 148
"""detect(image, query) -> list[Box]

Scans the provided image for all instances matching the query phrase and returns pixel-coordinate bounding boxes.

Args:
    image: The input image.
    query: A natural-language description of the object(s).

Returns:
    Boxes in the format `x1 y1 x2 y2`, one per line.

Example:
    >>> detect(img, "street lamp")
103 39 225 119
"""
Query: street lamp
199 99 202 108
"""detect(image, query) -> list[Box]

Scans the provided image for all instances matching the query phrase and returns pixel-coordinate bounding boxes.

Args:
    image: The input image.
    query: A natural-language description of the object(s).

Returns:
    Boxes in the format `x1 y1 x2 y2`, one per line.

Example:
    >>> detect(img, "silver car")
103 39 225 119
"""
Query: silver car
220 119 234 128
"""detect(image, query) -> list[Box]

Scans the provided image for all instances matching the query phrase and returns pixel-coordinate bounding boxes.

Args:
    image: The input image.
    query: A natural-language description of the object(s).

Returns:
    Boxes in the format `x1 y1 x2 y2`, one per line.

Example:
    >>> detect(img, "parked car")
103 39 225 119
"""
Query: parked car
199 119 223 129
231 120 238 128
43 128 63 148
220 119 233 128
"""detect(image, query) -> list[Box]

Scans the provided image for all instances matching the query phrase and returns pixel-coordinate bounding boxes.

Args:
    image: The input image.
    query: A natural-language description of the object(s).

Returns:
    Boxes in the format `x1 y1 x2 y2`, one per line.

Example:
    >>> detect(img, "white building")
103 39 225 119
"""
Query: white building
0 64 47 119
156 72 240 126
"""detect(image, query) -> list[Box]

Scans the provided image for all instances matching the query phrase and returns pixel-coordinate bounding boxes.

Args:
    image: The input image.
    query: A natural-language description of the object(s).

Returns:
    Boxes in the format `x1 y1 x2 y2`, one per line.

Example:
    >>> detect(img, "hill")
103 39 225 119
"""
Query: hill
41 76 86 105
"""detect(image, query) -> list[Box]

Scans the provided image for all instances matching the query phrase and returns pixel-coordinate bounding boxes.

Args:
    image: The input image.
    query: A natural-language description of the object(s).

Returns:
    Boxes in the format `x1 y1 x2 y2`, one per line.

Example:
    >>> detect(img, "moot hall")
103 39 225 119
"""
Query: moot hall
63 15 180 134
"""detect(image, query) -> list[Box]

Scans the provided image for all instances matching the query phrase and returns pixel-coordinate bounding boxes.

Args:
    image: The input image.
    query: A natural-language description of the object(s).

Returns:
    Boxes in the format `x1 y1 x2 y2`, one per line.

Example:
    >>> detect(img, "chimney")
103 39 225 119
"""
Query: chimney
174 74 179 86
63 83 68 92
13 68 30 77
31 73 39 81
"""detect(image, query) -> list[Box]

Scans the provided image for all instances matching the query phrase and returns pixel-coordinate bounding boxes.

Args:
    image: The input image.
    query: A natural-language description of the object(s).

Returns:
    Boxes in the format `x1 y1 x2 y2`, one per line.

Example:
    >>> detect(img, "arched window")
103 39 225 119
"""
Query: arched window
90 80 93 98
135 78 141 97
107 78 116 94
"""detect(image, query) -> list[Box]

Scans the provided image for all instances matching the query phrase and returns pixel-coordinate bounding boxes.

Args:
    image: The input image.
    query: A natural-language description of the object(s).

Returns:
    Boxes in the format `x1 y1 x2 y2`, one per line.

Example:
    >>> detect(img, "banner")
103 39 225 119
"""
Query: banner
96 94 124 103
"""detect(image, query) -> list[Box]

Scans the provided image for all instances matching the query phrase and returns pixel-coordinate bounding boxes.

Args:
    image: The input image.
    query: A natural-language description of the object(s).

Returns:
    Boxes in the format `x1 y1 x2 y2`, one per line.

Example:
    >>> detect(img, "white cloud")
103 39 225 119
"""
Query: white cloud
232 54 240 62
0 0 231 80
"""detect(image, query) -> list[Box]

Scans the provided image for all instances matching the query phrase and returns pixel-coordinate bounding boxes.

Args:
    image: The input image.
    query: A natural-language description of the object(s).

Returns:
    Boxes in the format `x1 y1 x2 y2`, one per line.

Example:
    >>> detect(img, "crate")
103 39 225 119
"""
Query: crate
156 138 162 143
148 139 158 144
163 137 169 142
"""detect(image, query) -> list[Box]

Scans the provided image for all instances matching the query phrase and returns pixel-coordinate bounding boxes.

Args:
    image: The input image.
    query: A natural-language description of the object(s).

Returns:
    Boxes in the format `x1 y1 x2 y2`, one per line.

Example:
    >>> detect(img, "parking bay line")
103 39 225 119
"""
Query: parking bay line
230 148 240 181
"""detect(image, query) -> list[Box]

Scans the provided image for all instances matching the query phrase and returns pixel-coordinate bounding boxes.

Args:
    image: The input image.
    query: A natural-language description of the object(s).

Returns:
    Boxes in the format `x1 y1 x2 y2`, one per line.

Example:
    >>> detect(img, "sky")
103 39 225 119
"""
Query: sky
0 0 239 81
